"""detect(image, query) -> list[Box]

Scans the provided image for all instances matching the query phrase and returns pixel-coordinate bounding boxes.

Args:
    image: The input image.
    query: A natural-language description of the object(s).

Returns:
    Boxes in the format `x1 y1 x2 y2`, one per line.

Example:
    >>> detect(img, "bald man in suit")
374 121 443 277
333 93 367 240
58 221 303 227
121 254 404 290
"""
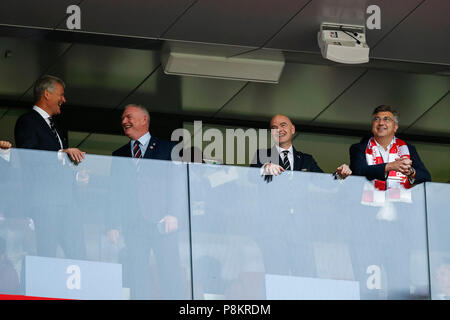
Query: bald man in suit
251 114 351 178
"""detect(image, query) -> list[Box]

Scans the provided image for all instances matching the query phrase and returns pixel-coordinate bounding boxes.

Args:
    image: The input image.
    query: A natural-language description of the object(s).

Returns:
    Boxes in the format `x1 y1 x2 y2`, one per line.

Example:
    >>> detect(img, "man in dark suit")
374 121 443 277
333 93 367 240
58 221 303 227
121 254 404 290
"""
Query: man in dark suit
350 105 431 186
109 104 178 239
13 75 86 260
112 106 175 161
108 104 186 299
349 105 431 298
248 114 351 281
14 75 85 163
251 114 351 178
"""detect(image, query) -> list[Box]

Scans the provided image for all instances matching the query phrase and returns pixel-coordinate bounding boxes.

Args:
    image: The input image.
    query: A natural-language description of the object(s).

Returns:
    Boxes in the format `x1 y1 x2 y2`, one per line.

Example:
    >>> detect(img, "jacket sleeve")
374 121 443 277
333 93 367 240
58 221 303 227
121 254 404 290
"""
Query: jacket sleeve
408 144 431 183
349 143 387 181
308 155 324 173
14 115 40 149
249 150 263 168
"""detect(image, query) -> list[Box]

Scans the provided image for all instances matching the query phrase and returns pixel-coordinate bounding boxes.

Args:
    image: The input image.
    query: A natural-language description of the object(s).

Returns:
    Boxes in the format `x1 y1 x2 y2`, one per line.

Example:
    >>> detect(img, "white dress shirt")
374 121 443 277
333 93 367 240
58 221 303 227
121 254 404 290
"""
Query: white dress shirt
33 105 63 149
374 139 394 164
130 132 151 157
261 144 295 175
275 145 294 171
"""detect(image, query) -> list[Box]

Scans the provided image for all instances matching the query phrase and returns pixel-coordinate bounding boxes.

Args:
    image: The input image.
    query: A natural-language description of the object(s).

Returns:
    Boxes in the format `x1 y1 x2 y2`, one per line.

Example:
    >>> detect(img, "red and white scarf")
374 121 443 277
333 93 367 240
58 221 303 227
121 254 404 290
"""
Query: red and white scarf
362 137 412 210
365 136 412 191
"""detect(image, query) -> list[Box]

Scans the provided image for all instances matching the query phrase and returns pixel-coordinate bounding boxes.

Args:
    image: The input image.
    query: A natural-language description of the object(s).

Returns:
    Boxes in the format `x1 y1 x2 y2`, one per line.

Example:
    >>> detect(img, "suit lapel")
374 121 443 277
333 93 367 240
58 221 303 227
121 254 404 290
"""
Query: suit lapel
270 146 302 170
53 125 67 149
269 146 283 167
125 142 133 157
143 136 158 159
54 123 67 149
292 147 304 171
33 110 63 148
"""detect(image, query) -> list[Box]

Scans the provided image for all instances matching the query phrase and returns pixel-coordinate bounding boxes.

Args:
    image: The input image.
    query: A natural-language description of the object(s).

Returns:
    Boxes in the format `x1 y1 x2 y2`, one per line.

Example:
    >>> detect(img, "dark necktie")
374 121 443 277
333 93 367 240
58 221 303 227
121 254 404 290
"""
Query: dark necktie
133 140 142 158
281 150 291 170
48 117 61 147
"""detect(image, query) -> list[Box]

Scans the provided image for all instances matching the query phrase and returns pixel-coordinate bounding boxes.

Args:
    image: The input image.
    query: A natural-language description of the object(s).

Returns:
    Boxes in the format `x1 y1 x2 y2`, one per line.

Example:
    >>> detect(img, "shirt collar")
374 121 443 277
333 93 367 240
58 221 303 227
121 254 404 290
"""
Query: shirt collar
374 137 395 151
33 105 51 121
132 132 151 147
276 144 293 155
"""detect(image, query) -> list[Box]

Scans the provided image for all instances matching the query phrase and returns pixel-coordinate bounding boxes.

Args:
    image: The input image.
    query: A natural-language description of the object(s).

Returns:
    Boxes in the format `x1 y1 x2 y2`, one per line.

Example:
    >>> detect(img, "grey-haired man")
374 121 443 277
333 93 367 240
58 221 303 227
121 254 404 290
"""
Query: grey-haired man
15 75 85 163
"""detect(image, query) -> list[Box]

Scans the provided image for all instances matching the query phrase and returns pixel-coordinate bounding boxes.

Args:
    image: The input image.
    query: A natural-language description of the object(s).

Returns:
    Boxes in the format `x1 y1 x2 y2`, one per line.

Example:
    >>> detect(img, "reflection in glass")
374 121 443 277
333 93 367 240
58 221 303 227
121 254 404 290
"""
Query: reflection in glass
0 149 191 299
0 148 446 300
188 164 429 300
426 182 450 300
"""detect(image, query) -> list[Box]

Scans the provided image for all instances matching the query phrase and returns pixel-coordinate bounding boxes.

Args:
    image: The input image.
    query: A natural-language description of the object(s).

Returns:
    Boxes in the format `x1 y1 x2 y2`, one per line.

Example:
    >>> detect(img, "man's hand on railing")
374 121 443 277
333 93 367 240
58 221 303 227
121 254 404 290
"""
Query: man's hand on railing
62 148 86 164
263 163 285 176
0 140 12 150
335 164 352 179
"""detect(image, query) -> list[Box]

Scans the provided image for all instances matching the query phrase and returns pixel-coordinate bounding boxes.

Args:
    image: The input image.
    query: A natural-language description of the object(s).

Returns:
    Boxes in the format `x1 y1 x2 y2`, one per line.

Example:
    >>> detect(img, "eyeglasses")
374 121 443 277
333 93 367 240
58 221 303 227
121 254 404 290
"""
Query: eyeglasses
373 116 394 123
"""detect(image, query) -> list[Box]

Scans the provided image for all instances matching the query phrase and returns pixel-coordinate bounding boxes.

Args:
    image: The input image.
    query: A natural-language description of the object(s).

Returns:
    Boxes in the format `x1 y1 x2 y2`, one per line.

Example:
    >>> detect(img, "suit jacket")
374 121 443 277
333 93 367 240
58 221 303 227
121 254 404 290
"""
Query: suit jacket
14 110 73 208
251 146 323 173
109 135 178 231
14 109 68 151
112 136 175 161
349 138 431 184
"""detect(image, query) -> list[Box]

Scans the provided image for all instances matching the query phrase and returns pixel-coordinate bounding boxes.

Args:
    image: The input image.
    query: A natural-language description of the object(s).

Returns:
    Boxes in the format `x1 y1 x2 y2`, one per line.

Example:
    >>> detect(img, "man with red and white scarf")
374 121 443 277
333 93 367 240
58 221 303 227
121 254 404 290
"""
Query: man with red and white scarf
350 105 431 190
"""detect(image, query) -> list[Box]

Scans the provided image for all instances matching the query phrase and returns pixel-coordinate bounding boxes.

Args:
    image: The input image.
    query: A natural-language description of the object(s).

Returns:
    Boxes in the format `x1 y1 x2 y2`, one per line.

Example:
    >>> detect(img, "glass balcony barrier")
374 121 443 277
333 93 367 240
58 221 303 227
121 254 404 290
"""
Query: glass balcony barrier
0 148 191 300
425 182 450 300
189 163 429 300
0 148 448 299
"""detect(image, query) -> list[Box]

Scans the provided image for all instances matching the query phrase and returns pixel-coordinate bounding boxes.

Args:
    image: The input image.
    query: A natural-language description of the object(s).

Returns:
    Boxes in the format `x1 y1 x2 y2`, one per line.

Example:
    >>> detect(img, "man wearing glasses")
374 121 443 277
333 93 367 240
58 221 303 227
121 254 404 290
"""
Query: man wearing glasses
350 105 431 189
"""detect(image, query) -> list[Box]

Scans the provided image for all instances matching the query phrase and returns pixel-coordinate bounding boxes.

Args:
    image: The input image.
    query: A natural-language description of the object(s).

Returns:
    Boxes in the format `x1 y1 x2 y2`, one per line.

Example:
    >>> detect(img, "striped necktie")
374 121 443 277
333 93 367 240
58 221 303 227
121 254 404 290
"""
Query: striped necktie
133 140 142 158
281 150 291 170
48 117 62 148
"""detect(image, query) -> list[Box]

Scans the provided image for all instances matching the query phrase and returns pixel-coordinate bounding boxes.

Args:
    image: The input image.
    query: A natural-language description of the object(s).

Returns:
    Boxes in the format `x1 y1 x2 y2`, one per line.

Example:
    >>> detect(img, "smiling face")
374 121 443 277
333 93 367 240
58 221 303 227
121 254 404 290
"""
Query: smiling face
371 111 398 141
270 114 295 149
44 82 66 116
121 106 149 140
